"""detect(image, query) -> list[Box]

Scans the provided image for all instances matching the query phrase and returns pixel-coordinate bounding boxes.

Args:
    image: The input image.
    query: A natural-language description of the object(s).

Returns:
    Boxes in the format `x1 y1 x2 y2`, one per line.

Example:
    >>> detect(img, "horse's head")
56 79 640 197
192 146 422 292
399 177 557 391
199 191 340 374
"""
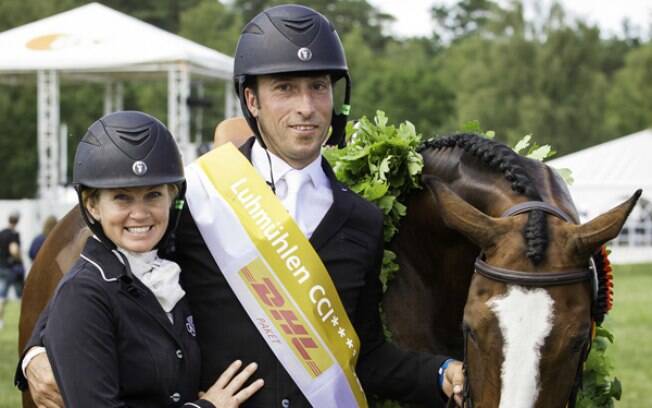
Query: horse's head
425 177 640 408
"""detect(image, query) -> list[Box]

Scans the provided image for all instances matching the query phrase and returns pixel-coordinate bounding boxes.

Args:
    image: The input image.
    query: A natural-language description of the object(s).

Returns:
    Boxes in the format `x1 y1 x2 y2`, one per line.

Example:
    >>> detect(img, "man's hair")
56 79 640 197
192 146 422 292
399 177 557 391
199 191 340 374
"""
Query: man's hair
8 212 19 225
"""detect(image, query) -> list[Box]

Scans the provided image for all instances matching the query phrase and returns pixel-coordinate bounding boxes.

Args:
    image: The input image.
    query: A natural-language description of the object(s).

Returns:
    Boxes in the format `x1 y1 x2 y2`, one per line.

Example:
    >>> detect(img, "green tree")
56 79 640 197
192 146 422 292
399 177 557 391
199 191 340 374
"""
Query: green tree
431 0 501 42
437 2 618 154
523 23 610 154
0 0 82 32
99 0 201 32
438 2 538 140
0 84 38 197
179 0 243 55
606 43 652 136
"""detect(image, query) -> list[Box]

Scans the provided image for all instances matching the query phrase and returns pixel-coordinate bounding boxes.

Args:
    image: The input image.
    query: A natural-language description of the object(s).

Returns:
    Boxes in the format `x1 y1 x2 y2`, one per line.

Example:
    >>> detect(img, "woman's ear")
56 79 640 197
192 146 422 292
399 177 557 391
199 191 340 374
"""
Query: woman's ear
86 200 100 223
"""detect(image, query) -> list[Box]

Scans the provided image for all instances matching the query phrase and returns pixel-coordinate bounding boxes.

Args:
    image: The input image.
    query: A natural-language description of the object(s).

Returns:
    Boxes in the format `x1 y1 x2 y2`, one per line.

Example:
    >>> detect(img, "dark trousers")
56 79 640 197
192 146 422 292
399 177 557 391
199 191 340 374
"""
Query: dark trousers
0 264 24 299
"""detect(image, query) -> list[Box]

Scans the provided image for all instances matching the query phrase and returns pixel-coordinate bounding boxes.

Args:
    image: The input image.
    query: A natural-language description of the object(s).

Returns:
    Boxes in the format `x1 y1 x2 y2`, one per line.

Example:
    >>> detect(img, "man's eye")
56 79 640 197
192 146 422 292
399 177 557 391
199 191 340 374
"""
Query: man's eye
114 194 130 201
147 191 163 200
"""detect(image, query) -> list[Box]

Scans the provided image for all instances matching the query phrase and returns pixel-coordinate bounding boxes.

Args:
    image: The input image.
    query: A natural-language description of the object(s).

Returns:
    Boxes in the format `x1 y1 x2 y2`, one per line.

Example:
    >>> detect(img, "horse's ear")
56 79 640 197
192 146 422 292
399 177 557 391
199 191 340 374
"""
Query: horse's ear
567 189 642 256
424 176 511 249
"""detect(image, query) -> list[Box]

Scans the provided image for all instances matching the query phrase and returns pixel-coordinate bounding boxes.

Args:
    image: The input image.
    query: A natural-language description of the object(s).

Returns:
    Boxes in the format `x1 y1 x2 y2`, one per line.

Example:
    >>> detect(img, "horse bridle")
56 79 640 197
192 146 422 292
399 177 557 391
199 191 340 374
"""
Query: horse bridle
456 201 596 408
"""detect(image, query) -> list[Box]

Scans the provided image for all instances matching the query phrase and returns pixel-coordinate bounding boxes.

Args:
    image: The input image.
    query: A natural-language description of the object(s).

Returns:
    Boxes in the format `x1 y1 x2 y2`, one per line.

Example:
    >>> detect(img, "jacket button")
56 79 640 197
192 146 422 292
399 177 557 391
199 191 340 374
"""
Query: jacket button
176 349 183 359
170 392 181 402
281 398 290 407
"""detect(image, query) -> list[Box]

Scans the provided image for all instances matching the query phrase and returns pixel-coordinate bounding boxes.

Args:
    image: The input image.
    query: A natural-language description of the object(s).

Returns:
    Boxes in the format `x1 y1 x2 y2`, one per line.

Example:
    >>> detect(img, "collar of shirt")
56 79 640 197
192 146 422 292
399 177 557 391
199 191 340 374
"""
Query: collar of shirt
250 139 330 191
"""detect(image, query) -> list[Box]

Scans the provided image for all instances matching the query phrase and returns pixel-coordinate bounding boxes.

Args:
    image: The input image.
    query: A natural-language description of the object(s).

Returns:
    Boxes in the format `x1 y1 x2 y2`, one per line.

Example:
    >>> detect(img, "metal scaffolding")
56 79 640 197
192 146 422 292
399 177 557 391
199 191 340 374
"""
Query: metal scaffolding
37 70 60 201
103 81 124 115
168 64 193 163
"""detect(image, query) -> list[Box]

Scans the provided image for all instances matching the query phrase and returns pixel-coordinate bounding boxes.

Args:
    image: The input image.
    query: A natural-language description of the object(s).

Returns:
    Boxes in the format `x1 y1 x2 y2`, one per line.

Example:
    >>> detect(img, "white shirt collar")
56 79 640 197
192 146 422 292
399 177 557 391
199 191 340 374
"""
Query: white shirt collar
251 139 329 189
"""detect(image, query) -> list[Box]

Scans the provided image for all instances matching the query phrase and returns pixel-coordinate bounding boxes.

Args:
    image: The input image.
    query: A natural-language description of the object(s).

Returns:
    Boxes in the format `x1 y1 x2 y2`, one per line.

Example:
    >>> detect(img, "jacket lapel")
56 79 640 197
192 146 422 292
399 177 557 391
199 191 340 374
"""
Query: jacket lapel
122 280 185 345
84 239 183 344
309 161 354 251
240 138 354 251
239 137 255 157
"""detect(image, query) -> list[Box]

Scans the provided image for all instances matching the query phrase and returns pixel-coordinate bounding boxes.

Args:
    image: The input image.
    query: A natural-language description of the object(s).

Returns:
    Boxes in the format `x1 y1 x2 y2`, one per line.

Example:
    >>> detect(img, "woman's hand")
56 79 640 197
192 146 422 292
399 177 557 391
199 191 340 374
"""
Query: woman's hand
199 360 264 407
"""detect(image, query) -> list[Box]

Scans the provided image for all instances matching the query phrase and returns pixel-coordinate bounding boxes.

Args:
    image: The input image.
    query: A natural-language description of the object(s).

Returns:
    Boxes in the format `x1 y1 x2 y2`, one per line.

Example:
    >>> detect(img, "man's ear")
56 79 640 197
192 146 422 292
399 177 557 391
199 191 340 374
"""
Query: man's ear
243 87 259 118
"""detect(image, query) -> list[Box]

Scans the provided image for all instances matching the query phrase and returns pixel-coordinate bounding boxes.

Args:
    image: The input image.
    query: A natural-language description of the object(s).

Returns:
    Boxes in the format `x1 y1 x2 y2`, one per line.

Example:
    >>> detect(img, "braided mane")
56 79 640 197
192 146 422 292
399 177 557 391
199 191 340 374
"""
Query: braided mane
420 133 549 264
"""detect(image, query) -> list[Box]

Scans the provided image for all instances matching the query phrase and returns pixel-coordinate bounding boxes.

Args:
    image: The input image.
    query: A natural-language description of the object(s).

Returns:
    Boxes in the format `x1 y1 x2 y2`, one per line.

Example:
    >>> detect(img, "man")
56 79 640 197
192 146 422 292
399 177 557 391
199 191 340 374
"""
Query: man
19 4 464 407
0 211 24 329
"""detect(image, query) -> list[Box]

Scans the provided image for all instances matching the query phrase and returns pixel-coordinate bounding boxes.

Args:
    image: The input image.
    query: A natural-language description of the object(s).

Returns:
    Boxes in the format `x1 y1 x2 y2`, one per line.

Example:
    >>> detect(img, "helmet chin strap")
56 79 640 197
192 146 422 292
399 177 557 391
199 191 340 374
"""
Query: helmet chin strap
326 72 351 148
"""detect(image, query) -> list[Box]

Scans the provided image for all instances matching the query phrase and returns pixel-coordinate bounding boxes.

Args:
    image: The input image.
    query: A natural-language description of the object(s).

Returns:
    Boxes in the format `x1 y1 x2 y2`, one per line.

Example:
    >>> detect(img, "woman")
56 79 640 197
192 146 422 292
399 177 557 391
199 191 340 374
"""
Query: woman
43 111 263 407
28 215 58 260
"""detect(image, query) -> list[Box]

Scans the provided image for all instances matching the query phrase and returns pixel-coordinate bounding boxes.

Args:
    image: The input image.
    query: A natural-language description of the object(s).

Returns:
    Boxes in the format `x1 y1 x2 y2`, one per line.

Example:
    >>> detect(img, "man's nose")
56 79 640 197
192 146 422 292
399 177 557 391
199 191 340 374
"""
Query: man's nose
296 90 316 117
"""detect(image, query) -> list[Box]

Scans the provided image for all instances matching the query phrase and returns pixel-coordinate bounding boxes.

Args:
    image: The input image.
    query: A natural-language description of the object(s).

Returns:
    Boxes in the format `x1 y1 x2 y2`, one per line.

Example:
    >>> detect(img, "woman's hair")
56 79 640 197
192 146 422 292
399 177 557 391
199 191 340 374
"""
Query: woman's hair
42 215 58 237
81 188 100 220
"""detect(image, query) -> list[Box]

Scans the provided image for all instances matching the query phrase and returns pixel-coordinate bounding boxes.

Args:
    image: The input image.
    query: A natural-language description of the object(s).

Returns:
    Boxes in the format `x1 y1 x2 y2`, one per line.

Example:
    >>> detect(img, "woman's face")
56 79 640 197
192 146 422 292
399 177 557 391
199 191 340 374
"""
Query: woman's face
86 185 172 253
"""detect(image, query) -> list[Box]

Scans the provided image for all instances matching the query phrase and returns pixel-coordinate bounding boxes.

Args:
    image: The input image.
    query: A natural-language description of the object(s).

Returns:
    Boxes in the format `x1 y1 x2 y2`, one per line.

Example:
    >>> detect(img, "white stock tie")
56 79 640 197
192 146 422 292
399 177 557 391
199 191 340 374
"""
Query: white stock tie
284 170 309 227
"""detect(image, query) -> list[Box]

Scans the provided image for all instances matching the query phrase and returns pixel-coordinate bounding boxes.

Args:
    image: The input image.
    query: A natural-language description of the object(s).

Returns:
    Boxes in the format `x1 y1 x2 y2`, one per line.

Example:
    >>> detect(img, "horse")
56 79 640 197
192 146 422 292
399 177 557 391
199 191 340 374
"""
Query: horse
17 124 639 408
383 133 640 407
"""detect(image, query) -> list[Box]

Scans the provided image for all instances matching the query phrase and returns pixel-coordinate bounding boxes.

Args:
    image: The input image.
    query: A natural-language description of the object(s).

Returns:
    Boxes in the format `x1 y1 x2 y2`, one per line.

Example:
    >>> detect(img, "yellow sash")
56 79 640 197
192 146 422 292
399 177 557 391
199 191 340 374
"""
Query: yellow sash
189 143 367 407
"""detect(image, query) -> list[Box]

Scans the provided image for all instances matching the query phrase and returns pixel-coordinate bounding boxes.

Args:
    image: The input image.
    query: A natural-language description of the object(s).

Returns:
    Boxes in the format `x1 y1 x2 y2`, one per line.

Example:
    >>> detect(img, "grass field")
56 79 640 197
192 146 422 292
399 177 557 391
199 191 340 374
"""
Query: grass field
0 300 21 408
605 263 652 406
1 263 650 407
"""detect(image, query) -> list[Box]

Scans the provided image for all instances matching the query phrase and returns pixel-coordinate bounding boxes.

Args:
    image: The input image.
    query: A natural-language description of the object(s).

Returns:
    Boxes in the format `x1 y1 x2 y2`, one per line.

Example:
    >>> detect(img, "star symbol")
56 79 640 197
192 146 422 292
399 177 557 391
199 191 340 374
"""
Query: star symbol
330 315 339 327
346 338 354 349
338 327 346 338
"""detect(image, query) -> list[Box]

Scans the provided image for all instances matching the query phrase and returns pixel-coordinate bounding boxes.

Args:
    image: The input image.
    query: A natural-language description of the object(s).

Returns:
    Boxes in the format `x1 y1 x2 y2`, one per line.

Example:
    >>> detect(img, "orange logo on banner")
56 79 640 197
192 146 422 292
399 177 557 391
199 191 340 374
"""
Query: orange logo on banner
241 258 332 378
26 34 65 50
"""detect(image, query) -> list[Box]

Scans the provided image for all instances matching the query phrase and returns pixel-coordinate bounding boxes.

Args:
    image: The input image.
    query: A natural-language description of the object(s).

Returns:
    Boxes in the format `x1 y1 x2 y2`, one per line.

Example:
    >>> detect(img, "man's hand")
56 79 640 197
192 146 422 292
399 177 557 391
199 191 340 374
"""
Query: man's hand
26 352 63 408
441 360 464 407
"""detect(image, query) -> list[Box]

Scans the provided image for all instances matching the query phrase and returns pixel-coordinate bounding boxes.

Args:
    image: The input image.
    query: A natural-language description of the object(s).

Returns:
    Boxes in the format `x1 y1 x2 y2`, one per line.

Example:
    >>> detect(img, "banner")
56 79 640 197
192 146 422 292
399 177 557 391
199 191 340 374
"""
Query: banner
185 143 367 407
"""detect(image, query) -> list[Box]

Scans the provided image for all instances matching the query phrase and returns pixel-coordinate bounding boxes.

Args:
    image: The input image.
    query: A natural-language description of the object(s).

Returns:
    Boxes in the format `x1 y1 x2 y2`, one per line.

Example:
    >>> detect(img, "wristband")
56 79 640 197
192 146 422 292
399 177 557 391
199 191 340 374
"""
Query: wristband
438 358 455 388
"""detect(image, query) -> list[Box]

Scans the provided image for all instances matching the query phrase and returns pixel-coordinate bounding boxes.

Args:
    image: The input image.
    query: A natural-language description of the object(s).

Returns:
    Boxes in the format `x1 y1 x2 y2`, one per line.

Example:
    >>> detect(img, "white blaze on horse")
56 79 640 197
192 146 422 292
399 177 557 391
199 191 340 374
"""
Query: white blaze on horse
488 286 554 407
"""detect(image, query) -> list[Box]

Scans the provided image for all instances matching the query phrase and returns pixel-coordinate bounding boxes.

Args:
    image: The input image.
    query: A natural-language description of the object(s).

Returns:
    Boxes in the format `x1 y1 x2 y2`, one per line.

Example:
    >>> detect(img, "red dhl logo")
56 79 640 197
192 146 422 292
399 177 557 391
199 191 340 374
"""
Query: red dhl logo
241 266 327 377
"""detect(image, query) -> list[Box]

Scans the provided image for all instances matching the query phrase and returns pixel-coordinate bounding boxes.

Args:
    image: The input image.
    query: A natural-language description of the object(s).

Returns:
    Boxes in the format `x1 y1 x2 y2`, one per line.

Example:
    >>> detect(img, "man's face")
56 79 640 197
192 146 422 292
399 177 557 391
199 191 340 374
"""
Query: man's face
244 74 333 169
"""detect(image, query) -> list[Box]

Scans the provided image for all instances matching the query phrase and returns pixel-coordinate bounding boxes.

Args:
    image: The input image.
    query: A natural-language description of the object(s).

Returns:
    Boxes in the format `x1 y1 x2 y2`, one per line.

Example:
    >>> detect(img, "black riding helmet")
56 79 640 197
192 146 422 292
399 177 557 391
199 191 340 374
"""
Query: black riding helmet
73 111 185 258
233 4 351 147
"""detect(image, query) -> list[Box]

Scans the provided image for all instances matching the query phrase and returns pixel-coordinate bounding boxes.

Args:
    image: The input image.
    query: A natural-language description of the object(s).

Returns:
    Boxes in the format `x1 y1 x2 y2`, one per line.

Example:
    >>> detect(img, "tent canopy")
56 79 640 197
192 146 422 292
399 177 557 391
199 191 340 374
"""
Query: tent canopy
547 130 652 264
0 3 240 203
548 129 652 190
547 129 652 215
0 2 233 79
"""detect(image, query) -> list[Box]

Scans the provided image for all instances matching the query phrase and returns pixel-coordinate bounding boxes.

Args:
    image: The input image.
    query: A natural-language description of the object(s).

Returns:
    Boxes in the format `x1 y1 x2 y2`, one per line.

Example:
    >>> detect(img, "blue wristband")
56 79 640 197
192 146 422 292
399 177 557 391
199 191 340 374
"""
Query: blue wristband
438 358 455 388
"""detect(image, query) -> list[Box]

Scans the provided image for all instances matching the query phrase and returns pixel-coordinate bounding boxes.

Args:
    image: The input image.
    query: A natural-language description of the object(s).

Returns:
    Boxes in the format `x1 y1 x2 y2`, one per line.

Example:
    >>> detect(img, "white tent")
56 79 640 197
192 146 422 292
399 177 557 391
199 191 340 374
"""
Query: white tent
0 2 240 202
547 129 652 264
